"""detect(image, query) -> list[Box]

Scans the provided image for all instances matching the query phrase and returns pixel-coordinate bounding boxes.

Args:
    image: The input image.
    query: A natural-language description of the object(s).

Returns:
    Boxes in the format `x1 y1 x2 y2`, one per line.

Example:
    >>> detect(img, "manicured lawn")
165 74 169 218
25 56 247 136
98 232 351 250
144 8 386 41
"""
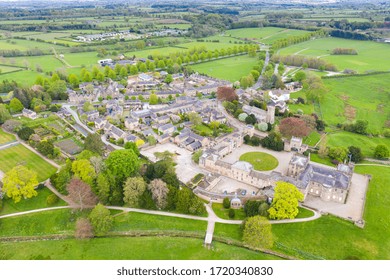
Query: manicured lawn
0 188 66 215
113 212 207 233
0 128 16 145
190 55 259 82
0 237 281 260
239 152 279 171
296 207 315 219
212 203 246 220
0 144 57 182
303 131 321 146
214 223 243 241
278 37 390 73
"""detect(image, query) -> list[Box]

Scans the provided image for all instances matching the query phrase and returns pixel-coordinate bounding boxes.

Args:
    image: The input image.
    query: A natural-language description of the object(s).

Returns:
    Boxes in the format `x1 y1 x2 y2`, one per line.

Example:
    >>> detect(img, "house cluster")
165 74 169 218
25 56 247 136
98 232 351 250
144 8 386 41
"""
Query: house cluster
75 30 142 42
149 29 188 37
68 79 124 104
22 108 38 120
199 148 354 204
242 104 276 124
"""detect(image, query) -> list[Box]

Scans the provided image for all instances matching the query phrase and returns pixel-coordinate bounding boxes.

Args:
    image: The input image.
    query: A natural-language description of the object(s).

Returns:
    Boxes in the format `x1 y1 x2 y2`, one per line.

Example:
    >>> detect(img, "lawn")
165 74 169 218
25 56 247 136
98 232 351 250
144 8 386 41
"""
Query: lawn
296 207 315 219
193 124 213 136
303 131 321 147
212 203 246 220
0 188 66 215
190 55 259 82
112 212 207 233
0 128 16 145
239 152 279 171
278 37 390 73
0 144 57 182
0 237 281 260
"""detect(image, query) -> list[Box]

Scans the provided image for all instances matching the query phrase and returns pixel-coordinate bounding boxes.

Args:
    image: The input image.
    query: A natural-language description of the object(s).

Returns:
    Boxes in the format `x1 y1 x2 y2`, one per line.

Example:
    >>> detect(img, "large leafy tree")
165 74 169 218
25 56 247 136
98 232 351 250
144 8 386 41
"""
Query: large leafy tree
66 178 98 210
0 104 11 124
17 126 34 141
279 117 311 138
374 144 389 159
84 133 104 156
9 98 24 113
106 149 140 185
89 204 113 236
268 181 304 220
71 159 96 186
148 179 169 209
123 177 146 207
243 216 274 249
2 165 38 203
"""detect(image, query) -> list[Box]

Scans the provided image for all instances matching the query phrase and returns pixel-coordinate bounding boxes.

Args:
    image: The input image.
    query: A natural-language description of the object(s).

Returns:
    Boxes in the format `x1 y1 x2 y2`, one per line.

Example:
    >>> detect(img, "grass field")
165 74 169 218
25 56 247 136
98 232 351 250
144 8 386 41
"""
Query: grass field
0 144 57 181
225 27 310 44
0 237 281 260
303 131 321 146
190 55 259 82
0 65 23 74
239 152 279 171
0 128 16 145
212 203 246 220
291 73 390 136
0 188 66 215
278 37 390 73
0 70 43 86
113 212 207 233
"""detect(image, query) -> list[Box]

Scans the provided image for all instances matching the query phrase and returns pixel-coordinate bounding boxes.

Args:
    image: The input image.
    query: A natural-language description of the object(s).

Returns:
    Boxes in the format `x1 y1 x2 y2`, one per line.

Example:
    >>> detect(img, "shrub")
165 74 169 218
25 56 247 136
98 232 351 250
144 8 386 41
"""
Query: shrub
223 197 230 209
46 194 59 206
228 208 235 219
17 126 35 141
374 145 389 159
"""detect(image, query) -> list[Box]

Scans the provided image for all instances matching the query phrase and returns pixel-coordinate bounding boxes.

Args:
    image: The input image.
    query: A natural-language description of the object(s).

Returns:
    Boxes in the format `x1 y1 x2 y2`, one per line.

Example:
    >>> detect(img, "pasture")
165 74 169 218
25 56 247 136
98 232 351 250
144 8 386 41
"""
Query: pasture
278 37 390 73
0 144 57 182
0 65 23 74
225 27 310 44
190 55 259 82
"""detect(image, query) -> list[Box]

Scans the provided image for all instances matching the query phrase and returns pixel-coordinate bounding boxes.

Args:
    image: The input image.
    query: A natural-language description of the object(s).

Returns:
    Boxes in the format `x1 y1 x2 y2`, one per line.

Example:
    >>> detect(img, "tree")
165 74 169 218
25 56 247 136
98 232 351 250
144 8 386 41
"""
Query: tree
106 149 140 185
75 218 94 239
148 179 169 209
147 135 157 146
328 146 348 163
68 74 79 88
149 93 158 105
295 70 308 82
348 146 363 163
72 159 96 186
243 216 274 249
36 141 55 157
0 104 11 124
9 98 24 113
66 178 98 210
17 126 34 141
89 204 113 236
2 165 38 203
124 141 140 156
188 112 202 126
123 177 146 207
250 70 260 81
48 80 68 100
374 144 389 159
223 197 230 209
279 117 311 138
268 181 304 220
164 74 173 84
258 202 270 217
217 86 238 102
95 173 110 204
84 133 104 156
245 114 257 125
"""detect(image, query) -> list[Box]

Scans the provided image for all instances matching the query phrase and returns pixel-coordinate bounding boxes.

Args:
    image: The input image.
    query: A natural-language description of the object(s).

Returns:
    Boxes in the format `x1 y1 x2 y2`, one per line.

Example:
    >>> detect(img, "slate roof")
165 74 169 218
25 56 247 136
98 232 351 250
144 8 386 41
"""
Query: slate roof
299 164 350 189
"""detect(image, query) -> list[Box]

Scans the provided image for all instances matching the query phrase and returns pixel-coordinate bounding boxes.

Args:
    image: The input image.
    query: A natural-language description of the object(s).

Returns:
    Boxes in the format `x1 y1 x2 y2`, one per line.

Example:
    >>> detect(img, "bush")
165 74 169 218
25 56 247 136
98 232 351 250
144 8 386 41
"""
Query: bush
46 194 59 206
383 129 390 138
223 197 230 209
17 126 35 141
228 208 235 219
374 145 389 159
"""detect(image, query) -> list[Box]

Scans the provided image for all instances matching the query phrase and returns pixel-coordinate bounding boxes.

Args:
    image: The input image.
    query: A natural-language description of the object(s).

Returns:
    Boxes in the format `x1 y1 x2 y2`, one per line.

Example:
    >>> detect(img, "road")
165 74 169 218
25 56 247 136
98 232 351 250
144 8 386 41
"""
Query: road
252 49 270 89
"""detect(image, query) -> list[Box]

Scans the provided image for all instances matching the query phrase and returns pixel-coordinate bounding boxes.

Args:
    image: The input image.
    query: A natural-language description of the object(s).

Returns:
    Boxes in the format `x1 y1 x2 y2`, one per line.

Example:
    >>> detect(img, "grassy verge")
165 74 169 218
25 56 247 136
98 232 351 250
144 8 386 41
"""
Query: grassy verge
212 203 246 220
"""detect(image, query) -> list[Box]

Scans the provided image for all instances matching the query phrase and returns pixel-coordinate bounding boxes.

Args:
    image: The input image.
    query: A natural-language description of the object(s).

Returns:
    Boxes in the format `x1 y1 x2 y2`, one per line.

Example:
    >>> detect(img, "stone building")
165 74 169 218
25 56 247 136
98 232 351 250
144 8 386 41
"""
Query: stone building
284 136 308 153
242 104 275 124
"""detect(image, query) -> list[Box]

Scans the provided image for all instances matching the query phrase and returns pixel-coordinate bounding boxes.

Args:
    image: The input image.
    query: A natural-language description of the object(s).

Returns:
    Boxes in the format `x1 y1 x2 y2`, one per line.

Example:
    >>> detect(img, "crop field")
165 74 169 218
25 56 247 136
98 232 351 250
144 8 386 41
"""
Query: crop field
278 37 390 73
190 55 259 82
54 138 83 155
0 144 57 182
225 27 310 44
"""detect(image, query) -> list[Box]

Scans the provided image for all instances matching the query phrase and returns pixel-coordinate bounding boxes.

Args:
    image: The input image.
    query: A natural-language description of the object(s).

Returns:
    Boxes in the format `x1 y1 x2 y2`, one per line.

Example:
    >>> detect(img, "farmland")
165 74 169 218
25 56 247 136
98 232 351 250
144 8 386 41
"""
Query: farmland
278 37 390 73
0 144 57 182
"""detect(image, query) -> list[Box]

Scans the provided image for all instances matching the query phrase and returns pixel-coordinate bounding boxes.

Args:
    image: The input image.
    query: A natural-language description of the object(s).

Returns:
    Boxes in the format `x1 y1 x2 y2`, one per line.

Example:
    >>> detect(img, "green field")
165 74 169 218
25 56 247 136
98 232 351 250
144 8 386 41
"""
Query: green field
225 27 310 44
239 152 279 171
190 55 259 82
291 73 390 137
0 188 66 215
0 144 57 182
0 70 43 86
0 237 281 260
0 65 23 74
0 39 65 51
0 128 16 145
278 37 390 73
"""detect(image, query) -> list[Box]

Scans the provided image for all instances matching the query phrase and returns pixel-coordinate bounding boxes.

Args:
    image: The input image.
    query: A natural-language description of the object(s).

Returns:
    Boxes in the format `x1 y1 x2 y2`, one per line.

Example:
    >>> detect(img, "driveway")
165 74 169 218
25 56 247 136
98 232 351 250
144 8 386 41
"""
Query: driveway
222 144 293 175
141 143 206 183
